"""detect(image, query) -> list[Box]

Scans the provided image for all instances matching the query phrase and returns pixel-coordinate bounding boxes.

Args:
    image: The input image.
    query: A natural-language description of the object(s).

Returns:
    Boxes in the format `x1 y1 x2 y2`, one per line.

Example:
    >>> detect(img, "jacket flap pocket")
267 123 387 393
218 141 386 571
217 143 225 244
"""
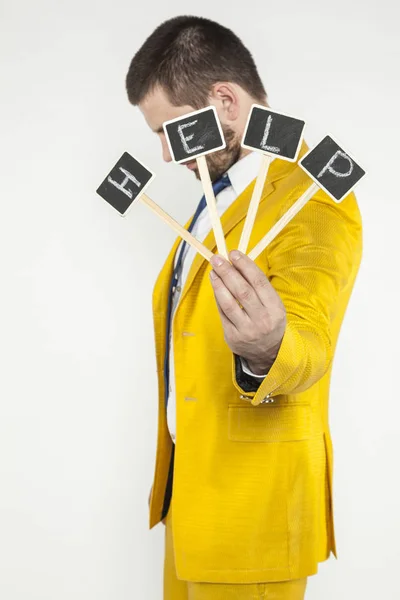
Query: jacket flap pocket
228 403 314 442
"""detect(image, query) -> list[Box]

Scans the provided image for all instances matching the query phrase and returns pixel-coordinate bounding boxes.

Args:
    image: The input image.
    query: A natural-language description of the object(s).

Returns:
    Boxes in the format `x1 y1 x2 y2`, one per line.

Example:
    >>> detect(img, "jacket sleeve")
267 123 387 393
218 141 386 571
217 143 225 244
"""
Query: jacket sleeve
232 190 362 406
234 355 269 392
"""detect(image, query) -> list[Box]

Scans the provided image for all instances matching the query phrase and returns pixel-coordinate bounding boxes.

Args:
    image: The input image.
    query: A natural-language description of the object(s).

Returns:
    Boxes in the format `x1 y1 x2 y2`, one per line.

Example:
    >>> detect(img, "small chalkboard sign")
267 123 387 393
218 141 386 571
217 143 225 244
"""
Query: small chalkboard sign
299 135 366 202
163 106 228 258
238 106 305 253
242 105 305 162
249 135 366 261
163 106 226 164
96 152 154 217
96 151 213 261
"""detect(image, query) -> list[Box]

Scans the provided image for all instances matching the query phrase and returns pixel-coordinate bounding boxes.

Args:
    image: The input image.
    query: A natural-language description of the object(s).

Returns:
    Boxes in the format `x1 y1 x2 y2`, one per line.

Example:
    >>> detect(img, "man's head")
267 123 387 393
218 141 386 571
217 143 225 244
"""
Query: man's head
125 16 267 181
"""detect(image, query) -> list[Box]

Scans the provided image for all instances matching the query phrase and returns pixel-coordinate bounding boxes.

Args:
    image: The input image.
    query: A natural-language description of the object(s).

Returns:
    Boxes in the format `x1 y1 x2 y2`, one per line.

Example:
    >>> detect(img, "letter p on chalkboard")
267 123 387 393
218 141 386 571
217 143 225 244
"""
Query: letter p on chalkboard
299 135 366 202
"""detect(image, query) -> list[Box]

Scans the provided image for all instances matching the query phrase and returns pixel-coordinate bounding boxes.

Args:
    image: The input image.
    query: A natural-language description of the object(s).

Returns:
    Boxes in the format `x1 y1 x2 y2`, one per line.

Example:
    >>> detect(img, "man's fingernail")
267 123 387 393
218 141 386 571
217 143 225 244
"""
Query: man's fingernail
209 270 218 280
211 255 224 267
230 250 242 261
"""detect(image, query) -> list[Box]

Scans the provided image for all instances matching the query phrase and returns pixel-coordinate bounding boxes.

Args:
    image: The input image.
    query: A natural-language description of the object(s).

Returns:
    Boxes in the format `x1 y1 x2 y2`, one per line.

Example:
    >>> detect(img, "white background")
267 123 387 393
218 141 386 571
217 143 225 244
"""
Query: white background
1 1 399 598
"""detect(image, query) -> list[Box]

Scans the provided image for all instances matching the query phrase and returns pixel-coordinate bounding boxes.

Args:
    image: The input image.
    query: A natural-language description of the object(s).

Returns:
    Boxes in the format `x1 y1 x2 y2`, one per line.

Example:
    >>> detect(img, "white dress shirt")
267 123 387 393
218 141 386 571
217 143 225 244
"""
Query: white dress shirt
167 151 270 443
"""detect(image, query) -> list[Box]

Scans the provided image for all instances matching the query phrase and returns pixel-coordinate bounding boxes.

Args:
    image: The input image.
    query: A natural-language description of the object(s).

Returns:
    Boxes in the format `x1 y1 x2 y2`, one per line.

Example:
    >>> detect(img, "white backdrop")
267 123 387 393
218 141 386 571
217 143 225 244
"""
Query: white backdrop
1 1 399 598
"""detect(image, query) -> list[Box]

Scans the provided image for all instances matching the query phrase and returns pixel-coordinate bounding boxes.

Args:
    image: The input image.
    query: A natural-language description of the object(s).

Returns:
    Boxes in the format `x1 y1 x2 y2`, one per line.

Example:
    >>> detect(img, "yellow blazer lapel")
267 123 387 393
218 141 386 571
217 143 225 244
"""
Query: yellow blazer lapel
152 234 183 375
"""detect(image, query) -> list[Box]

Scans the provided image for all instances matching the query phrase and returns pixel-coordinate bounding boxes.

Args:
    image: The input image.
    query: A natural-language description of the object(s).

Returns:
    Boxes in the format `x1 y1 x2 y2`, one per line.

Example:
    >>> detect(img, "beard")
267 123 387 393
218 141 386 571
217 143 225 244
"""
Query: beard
192 124 242 182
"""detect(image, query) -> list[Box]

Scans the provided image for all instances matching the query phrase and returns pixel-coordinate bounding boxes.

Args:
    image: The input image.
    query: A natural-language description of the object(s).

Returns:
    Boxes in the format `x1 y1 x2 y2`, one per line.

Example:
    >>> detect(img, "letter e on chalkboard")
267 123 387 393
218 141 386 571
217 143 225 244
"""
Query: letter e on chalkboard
163 106 226 163
299 136 366 202
96 152 155 216
242 105 306 162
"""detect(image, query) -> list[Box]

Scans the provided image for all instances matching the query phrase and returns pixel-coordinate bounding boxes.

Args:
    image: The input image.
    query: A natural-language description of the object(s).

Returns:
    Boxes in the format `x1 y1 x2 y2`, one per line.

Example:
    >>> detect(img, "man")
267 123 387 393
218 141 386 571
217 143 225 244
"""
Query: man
126 15 363 600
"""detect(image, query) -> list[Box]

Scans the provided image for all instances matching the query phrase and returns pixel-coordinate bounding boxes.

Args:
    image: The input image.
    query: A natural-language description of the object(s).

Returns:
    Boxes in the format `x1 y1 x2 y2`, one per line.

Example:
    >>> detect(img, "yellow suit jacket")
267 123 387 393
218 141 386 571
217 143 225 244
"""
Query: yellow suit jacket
149 142 363 583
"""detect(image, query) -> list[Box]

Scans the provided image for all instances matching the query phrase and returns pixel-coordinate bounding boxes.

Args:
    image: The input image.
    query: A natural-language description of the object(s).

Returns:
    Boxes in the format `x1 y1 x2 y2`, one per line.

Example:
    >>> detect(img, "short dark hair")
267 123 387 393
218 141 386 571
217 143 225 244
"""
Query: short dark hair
125 15 267 109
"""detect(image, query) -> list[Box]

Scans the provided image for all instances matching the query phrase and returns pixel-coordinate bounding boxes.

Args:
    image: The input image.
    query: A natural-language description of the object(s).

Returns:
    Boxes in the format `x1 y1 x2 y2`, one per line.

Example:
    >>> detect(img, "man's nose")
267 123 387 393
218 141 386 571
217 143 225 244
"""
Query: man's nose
161 138 172 163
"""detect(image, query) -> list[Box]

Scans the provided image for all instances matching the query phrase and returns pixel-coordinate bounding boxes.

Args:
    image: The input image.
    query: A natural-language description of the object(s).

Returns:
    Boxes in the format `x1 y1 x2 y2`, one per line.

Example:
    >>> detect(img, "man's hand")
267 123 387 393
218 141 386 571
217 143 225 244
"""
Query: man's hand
209 250 287 375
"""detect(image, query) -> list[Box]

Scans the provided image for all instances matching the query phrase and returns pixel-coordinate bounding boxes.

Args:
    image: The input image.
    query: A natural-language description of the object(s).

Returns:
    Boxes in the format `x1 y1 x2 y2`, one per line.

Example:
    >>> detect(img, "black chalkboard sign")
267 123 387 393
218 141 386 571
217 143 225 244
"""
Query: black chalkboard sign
299 135 366 202
163 106 226 163
96 152 154 216
242 105 305 162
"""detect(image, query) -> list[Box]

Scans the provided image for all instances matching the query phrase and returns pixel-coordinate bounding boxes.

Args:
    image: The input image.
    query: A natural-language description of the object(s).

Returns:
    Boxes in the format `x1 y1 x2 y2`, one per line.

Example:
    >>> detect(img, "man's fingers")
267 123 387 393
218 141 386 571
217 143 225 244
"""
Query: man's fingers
213 292 238 337
227 250 275 307
210 254 263 314
209 270 249 329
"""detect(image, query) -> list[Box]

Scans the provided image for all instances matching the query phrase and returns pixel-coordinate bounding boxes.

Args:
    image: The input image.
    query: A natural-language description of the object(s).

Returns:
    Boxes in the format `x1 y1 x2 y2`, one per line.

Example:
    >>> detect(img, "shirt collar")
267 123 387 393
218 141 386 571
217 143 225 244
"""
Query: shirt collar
224 151 275 198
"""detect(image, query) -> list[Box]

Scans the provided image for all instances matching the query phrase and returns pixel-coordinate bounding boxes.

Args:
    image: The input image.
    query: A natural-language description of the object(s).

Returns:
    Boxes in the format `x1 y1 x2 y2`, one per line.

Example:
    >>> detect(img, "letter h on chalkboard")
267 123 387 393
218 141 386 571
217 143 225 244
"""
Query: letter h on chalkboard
96 151 213 261
96 152 154 216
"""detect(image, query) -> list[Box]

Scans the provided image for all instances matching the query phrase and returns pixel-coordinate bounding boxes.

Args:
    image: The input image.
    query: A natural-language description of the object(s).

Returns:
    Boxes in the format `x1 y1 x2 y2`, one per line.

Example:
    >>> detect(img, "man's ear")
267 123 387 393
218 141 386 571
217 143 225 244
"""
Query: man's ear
209 82 240 123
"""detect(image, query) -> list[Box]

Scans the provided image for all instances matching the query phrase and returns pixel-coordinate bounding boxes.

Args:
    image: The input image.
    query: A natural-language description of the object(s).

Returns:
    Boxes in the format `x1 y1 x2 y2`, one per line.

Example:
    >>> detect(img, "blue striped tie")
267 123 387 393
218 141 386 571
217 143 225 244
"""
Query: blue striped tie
164 173 232 408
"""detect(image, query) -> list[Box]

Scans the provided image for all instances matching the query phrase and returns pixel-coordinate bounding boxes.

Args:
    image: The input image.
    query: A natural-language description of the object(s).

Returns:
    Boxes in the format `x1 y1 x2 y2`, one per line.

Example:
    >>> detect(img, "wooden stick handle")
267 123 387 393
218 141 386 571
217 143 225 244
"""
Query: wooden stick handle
248 182 320 261
196 155 229 260
238 154 272 254
140 194 213 262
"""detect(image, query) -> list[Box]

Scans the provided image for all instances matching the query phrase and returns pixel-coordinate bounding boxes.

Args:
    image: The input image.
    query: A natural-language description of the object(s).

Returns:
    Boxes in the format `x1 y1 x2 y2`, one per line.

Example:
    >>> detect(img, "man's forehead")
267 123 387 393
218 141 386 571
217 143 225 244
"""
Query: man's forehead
138 86 195 133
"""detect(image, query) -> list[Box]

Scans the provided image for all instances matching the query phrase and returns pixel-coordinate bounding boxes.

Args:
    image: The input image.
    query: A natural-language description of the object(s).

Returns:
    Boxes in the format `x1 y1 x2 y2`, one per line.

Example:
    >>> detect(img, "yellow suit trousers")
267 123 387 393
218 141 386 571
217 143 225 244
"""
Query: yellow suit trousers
164 500 308 600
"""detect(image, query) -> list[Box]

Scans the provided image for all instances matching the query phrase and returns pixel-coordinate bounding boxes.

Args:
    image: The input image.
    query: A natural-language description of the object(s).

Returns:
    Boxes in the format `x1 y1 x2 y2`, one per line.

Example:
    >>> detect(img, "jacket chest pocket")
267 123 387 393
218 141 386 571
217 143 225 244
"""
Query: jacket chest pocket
228 403 315 442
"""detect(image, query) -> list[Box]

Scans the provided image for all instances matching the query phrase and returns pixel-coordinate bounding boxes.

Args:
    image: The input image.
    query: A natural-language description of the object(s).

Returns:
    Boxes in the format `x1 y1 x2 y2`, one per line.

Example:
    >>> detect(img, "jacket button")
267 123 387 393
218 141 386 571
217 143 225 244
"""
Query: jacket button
261 394 274 404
